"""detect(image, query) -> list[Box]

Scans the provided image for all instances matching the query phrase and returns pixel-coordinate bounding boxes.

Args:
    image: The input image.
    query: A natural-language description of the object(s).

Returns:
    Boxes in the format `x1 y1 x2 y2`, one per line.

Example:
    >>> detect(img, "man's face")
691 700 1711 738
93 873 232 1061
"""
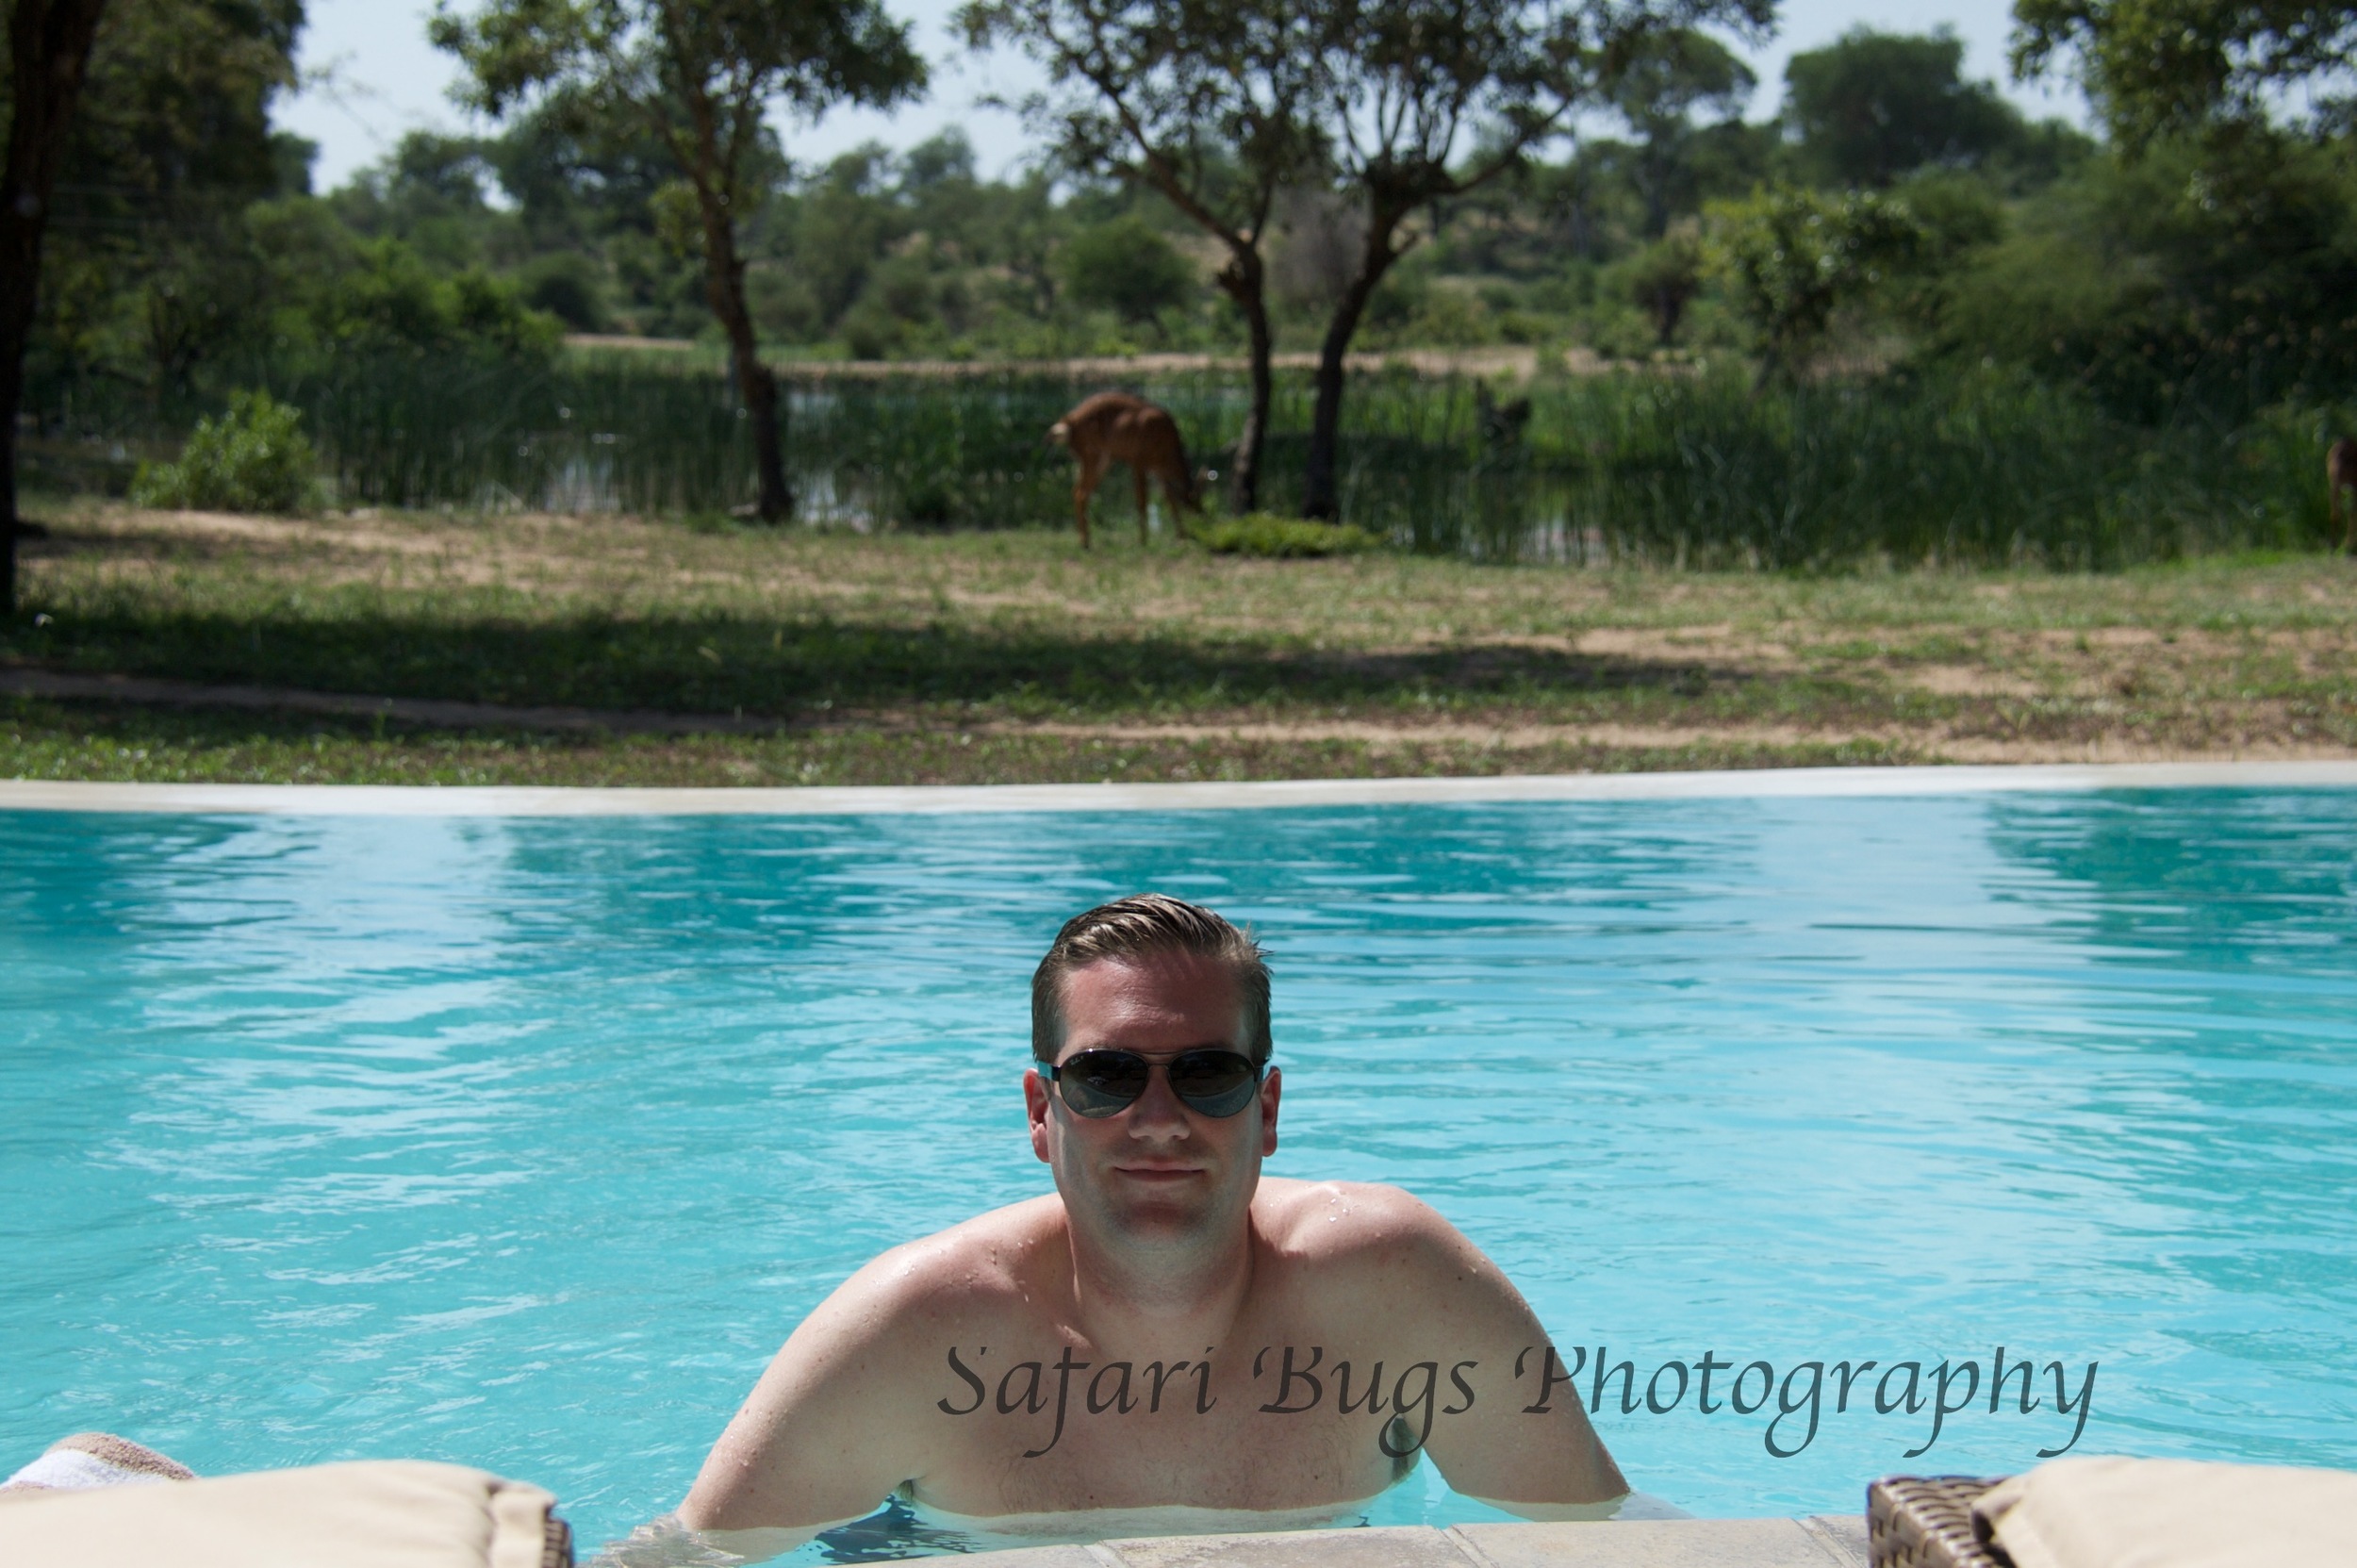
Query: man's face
1025 954 1280 1246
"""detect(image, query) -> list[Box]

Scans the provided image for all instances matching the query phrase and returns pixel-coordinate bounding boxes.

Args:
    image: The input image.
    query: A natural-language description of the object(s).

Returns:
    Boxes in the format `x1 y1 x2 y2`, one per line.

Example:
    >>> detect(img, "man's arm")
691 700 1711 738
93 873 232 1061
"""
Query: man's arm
678 1245 962 1538
1315 1185 1628 1510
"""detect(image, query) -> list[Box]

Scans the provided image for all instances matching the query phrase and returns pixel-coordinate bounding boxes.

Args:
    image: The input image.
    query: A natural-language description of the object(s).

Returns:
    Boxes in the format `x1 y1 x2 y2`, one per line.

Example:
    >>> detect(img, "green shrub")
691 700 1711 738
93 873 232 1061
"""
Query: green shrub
517 252 609 333
1061 216 1193 325
1197 513 1382 557
1620 228 1706 347
131 391 320 514
1707 187 1923 384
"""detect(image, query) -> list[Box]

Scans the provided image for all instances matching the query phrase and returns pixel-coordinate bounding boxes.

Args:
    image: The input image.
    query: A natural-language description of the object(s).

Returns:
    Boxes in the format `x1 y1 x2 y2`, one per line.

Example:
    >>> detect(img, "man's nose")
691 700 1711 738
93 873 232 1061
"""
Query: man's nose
1125 1065 1193 1134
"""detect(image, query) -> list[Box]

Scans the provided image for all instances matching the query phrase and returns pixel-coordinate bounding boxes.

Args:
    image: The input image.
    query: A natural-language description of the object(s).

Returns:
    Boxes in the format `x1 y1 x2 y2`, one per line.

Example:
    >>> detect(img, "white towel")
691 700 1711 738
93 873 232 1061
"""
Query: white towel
0 1432 195 1495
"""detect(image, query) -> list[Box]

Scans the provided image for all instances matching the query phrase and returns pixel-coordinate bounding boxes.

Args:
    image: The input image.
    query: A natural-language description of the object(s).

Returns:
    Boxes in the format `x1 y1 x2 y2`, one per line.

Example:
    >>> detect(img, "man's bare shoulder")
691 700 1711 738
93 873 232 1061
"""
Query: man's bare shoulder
1251 1179 1539 1343
802 1195 1068 1345
1253 1178 1491 1274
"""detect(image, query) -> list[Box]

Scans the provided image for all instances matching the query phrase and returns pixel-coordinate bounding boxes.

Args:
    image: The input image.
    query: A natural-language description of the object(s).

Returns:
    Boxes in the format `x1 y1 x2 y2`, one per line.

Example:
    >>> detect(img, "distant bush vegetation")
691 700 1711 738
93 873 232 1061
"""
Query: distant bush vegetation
1198 515 1383 557
129 391 319 515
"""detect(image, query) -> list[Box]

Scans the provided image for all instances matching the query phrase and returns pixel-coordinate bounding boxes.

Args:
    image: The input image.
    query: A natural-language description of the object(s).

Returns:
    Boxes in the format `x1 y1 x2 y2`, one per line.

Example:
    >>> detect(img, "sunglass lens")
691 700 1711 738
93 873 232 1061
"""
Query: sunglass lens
1060 1051 1150 1117
1169 1051 1260 1117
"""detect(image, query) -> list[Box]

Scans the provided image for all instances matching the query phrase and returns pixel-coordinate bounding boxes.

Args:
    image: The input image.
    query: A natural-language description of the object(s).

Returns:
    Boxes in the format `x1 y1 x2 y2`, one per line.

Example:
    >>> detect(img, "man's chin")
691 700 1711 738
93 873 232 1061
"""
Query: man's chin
1103 1176 1223 1236
1111 1207 1221 1245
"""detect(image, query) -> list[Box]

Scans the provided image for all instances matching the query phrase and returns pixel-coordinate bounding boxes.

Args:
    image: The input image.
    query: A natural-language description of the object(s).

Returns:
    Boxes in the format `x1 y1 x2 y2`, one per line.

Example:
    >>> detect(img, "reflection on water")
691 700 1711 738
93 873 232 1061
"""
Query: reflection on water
816 1497 1010 1562
2 792 2352 1555
595 1482 1689 1565
590 1494 1380 1565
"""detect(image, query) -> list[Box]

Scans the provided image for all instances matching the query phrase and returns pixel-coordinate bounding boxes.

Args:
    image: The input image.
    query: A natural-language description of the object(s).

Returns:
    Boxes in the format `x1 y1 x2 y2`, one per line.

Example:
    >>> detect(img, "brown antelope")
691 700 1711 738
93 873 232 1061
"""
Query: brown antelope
1047 392 1207 548
2331 437 2357 553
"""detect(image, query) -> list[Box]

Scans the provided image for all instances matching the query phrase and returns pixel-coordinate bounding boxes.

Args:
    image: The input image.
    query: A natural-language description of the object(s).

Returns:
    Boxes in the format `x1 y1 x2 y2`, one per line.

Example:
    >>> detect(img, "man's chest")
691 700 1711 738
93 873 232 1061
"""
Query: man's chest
909 1341 1413 1514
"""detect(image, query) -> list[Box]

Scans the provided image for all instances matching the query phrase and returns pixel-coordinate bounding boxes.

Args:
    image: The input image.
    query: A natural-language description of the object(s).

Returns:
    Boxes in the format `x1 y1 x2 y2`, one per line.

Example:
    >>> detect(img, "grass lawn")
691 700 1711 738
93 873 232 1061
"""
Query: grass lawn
6 497 2354 786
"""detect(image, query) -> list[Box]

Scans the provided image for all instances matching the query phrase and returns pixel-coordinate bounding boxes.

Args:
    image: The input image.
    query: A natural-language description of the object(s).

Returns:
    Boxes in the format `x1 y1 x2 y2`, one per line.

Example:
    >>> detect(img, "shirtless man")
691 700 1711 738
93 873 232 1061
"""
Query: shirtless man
676 896 1625 1553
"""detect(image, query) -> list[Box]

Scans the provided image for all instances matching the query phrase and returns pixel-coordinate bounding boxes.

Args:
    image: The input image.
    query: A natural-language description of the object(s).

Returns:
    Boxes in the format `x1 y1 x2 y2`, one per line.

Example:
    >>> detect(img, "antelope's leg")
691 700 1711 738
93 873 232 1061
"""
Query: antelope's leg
1134 463 1152 544
1073 455 1102 549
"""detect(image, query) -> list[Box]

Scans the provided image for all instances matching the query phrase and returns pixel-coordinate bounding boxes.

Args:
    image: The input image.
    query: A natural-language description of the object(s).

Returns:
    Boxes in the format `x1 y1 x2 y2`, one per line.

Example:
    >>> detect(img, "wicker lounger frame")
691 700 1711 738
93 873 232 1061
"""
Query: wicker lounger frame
1867 1476 2011 1568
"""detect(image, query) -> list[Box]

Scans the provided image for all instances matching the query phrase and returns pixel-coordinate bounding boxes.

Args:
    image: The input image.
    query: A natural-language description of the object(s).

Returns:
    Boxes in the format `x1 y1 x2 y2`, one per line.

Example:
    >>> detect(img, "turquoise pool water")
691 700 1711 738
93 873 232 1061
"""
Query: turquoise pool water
4 790 2354 1555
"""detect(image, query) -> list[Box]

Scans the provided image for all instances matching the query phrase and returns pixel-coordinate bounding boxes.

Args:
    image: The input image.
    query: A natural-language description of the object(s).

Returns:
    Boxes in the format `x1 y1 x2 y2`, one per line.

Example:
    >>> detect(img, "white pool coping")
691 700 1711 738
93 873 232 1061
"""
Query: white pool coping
970 1516 1869 1568
3 761 2355 816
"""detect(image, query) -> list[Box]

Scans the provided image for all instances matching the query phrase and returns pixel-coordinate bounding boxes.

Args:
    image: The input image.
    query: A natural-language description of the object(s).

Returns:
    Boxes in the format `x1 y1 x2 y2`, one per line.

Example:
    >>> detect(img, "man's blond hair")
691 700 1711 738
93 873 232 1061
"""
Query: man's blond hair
1030 895 1272 1065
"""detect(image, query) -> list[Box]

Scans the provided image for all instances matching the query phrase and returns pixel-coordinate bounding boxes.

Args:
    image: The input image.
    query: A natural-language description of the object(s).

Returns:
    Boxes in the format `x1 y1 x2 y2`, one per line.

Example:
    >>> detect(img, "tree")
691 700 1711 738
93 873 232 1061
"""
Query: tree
1784 27 2025 189
1706 185 1921 387
1624 223 1702 343
1936 135 2357 417
1607 25 1754 237
1295 0 1771 518
1061 214 1194 326
2015 0 2357 147
434 0 924 522
2 0 110 613
963 0 1325 511
29 0 303 407
484 86 683 256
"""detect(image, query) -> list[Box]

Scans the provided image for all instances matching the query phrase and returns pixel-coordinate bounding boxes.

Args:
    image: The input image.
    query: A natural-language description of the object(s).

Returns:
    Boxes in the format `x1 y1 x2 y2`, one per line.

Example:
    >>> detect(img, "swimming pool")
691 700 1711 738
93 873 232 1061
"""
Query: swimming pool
4 785 2354 1556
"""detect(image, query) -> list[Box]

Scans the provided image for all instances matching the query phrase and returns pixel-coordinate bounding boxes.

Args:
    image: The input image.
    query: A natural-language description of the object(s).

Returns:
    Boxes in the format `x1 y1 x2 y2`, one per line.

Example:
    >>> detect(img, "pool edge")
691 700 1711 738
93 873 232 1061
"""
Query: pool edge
969 1515 1868 1567
5 761 2356 816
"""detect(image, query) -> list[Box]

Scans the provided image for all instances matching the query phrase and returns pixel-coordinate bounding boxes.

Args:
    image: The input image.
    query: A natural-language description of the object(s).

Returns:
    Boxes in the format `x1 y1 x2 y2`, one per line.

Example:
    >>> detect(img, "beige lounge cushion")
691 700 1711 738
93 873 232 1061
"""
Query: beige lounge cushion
1973 1455 2357 1568
0 1458 566 1568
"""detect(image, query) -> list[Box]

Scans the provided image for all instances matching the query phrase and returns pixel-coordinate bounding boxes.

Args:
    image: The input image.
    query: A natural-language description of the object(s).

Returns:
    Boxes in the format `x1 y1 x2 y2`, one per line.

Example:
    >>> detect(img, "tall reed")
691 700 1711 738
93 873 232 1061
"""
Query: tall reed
21 348 2343 569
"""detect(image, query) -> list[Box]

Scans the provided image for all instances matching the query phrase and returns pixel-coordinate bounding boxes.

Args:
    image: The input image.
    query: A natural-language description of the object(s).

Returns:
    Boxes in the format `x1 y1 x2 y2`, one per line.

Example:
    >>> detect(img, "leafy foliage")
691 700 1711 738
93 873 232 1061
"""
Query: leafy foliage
1198 513 1381 555
129 391 319 514
303 239 565 360
1784 27 2034 188
1606 26 1755 236
1622 225 1705 344
1061 216 1195 325
1707 187 1923 383
2015 0 2357 146
25 0 305 397
1934 133 2357 418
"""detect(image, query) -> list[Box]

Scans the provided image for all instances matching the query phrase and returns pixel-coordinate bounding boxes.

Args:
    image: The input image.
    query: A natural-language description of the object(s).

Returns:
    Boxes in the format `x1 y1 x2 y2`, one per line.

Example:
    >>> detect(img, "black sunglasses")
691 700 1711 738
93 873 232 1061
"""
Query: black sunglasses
1044 1048 1266 1119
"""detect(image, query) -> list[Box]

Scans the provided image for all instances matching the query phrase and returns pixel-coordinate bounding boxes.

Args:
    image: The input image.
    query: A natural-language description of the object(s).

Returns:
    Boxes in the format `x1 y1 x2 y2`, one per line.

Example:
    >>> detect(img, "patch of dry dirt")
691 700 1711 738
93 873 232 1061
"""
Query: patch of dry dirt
972 715 2357 763
1573 625 1801 668
1901 665 2047 699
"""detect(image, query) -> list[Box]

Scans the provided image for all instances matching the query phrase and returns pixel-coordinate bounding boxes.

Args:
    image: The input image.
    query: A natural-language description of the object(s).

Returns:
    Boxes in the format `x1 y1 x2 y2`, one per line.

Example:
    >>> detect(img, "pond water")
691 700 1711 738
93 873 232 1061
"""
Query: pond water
3 790 2353 1556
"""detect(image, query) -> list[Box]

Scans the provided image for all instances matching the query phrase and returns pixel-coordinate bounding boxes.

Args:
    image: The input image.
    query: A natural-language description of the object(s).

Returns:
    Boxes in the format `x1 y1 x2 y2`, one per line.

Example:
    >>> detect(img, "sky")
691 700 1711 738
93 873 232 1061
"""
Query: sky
276 0 2091 194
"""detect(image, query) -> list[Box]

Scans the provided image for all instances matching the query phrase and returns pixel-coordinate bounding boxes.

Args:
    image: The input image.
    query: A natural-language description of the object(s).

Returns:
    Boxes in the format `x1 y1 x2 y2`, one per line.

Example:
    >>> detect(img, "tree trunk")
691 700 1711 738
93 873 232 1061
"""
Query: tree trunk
1302 219 1405 521
0 312 28 614
1 0 110 613
698 200 790 522
1214 246 1273 513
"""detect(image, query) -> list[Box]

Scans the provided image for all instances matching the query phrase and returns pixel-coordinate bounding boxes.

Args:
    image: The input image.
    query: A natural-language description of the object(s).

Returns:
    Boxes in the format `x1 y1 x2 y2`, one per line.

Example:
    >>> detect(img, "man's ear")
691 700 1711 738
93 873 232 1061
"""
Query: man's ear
1259 1065 1281 1158
1025 1066 1054 1164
